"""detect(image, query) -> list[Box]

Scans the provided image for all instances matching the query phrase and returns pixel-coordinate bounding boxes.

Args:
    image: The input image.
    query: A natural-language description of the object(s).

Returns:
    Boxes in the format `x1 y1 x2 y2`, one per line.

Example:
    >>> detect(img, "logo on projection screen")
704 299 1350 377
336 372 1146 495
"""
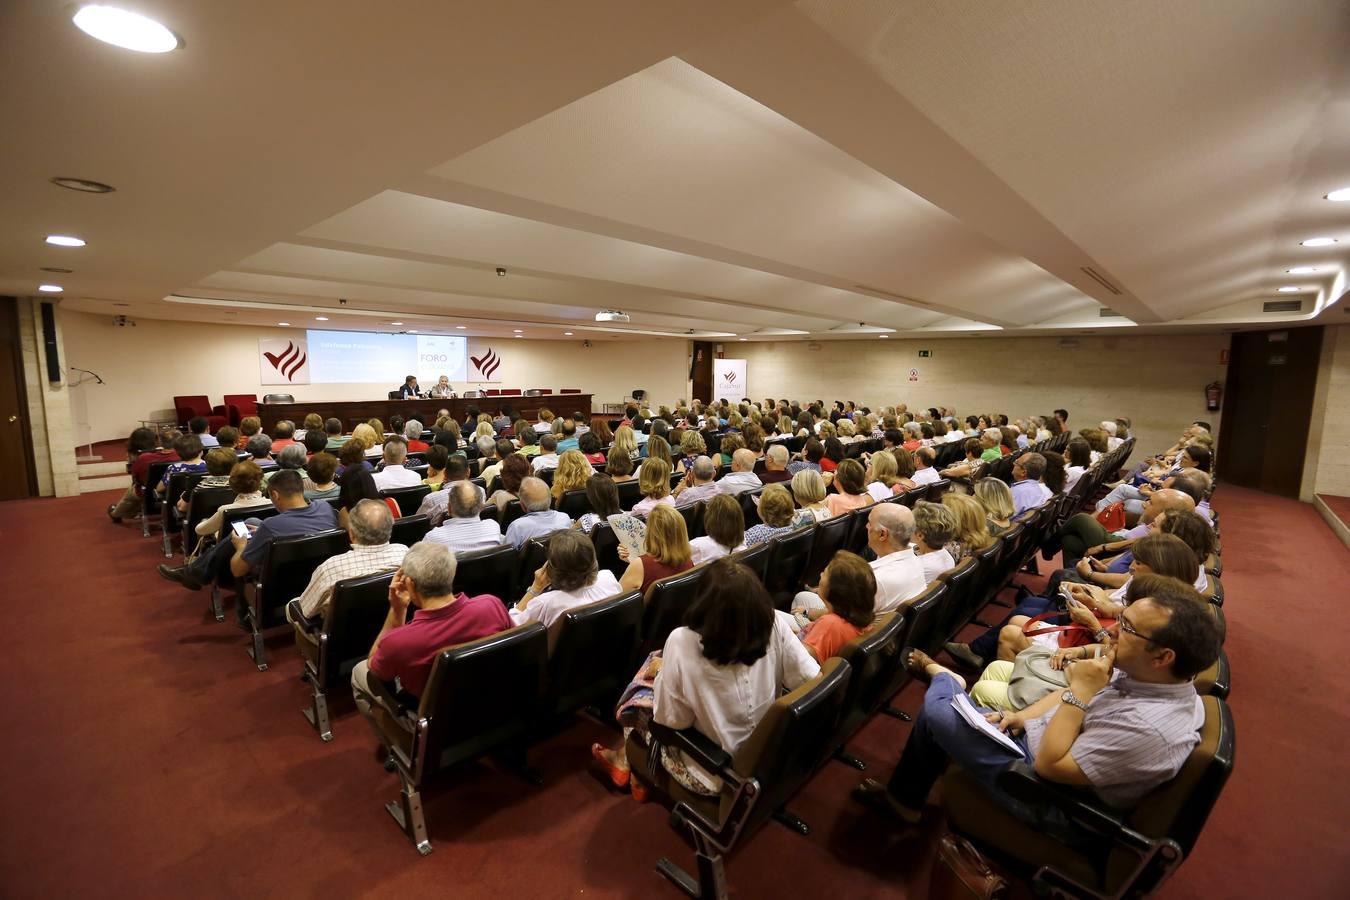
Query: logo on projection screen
470 347 502 381
259 338 311 384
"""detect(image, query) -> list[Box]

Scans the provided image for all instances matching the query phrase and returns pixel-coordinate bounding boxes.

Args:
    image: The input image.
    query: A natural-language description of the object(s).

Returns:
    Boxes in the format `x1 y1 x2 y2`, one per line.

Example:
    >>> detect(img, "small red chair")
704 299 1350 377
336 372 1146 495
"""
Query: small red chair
173 395 228 432
484 389 501 397
214 393 259 426
500 387 522 395
559 388 581 394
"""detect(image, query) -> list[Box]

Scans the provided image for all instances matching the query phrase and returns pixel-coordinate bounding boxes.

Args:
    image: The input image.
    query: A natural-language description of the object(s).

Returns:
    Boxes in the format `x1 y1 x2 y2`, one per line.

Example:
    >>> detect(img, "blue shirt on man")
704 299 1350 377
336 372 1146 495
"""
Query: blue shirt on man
241 501 338 568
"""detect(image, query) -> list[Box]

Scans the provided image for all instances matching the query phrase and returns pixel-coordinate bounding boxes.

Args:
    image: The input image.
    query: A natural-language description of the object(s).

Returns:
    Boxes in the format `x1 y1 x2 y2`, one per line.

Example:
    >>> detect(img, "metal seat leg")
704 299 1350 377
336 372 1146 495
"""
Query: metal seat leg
385 778 432 856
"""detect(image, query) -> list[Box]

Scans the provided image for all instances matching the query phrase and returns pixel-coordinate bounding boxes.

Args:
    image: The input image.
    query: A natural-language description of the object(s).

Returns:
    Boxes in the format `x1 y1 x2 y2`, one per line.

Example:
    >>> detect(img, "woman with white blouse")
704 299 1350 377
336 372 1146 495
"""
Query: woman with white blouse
511 531 622 628
688 494 746 565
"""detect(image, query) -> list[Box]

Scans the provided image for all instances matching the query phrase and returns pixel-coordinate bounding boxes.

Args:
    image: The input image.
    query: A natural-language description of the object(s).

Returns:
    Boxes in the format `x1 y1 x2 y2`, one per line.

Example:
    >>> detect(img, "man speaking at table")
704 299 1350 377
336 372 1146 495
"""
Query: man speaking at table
397 375 421 399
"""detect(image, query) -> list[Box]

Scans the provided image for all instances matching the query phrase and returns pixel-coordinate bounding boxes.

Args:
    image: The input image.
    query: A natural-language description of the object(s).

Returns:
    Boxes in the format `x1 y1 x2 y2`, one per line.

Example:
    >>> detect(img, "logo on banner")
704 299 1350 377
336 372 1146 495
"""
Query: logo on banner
723 370 737 384
259 338 310 384
471 348 502 380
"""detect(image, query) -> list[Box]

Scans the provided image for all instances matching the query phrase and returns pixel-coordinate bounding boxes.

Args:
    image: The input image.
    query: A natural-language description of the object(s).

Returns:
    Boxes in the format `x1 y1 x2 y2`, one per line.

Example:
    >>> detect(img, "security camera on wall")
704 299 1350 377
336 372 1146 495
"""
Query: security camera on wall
582 339 592 349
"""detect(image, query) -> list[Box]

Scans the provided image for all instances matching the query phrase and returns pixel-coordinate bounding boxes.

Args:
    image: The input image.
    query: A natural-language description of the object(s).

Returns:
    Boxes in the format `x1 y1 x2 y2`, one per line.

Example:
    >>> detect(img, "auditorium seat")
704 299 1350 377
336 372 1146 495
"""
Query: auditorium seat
878 580 949 723
738 488 763 528
137 459 177 538
941 696 1235 898
499 500 527 533
763 525 815 611
453 543 520 604
675 502 703 540
377 622 550 855
589 522 625 579
241 529 350 670
543 590 643 721
616 479 643 511
934 556 982 645
205 504 279 622
830 610 908 768
630 658 852 900
641 564 708 653
294 570 395 741
557 488 591 519
518 534 557 598
389 514 431 547
161 470 205 558
380 485 431 517
173 394 227 432
180 486 234 558
801 513 852 588
730 541 771 583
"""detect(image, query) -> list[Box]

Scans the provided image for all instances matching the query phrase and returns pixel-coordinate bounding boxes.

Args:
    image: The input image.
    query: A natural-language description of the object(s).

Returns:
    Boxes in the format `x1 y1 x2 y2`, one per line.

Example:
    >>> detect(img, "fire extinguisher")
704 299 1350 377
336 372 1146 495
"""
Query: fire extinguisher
1205 381 1222 412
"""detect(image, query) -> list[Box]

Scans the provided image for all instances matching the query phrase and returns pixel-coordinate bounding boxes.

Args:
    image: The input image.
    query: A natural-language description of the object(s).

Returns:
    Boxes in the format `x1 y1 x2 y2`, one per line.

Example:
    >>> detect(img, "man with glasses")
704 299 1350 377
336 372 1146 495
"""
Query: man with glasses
854 580 1222 826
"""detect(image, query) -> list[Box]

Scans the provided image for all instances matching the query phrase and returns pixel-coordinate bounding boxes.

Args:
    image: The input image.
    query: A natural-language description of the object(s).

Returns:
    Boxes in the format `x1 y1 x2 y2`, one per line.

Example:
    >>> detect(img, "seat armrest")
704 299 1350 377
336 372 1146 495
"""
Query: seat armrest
996 761 1130 837
286 598 319 633
649 720 732 774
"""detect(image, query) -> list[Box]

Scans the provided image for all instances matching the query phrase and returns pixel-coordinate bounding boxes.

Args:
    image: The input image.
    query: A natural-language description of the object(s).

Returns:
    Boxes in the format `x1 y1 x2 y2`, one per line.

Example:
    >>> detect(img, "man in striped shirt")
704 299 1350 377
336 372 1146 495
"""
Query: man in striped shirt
855 582 1222 824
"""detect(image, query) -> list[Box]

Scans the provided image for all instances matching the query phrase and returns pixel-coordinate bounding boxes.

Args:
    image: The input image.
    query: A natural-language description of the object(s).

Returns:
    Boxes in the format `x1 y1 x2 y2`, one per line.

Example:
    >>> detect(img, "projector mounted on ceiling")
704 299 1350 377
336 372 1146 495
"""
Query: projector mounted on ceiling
595 309 630 323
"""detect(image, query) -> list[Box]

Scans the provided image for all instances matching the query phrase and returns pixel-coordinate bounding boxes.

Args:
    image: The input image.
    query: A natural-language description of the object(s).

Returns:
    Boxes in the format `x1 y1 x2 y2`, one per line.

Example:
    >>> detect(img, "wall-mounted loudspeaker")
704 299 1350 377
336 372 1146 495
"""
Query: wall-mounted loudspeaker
41 303 61 383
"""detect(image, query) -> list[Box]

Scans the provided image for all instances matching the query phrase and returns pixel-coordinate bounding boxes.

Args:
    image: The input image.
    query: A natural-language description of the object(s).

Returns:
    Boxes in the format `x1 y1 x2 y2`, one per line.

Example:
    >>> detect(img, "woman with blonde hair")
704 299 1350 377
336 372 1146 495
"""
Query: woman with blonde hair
791 469 832 527
817 420 837 442
619 503 693 593
677 430 706 470
864 451 906 501
550 449 592 503
631 457 674 517
645 434 684 474
974 477 1015 535
743 485 799 547
474 420 496 442
942 492 994 560
366 418 386 437
612 425 639 461
774 414 795 438
350 422 379 451
836 419 857 442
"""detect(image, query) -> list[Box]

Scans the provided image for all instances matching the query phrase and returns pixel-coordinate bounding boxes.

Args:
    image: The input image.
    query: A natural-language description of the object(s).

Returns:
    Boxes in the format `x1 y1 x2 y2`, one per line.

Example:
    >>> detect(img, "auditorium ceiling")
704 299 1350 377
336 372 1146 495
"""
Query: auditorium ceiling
4 0 1349 341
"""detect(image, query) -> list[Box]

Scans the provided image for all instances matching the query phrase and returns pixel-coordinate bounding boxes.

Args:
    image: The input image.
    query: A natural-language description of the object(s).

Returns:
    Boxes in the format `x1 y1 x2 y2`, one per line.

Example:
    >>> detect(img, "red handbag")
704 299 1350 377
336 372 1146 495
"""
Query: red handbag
1022 611 1113 649
1095 501 1126 531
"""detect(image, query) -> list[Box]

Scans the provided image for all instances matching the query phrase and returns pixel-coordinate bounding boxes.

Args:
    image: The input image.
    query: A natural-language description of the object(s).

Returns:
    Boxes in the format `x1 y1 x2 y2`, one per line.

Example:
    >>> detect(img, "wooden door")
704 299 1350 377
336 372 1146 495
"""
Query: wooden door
1216 326 1323 497
0 298 38 500
691 341 714 404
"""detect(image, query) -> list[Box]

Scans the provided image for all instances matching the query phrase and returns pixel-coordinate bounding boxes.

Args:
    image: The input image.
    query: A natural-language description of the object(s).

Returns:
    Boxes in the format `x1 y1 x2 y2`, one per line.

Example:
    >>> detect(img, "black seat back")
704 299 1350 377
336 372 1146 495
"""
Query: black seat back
319 571 396 688
557 489 592 519
545 590 644 718
499 500 527 532
933 557 980 646
896 579 949 663
452 543 519 606
833 610 909 741
390 515 432 547
517 534 554 599
739 488 764 528
415 624 549 777
730 542 771 583
803 513 852 587
616 479 643 511
642 565 709 651
253 530 351 630
763 525 816 610
380 485 431 516
589 522 626 579
675 501 704 540
219 503 278 538
843 507 871 554
182 486 234 556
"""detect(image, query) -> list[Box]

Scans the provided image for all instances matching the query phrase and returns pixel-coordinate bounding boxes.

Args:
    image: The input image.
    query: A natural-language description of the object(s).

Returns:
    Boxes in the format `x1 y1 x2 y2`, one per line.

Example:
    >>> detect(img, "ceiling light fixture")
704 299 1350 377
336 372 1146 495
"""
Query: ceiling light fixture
390 321 403 326
40 266 73 274
1301 237 1338 247
45 235 86 247
513 329 523 333
407 330 417 334
879 334 889 338
50 176 115 193
38 284 63 293
1286 266 1318 275
315 316 328 321
72 5 182 53
739 337 748 341
455 325 466 329
277 322 290 326
1326 187 1350 202
563 332 573 336
1276 286 1301 293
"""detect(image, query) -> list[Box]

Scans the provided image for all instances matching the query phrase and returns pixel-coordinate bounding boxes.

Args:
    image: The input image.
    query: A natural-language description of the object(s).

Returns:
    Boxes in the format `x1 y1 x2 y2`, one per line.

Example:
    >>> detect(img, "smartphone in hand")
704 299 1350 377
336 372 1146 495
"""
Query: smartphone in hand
231 521 251 540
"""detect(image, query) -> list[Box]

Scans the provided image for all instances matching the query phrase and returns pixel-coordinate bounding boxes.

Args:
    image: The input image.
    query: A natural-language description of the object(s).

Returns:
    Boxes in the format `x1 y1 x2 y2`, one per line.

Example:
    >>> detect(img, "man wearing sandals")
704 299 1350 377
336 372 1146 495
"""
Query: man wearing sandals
854 584 1221 826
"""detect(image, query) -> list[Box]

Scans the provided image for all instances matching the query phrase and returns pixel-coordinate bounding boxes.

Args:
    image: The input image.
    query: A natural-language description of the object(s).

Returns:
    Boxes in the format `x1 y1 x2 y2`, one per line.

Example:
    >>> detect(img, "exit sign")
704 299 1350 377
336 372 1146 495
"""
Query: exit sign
918 349 931 358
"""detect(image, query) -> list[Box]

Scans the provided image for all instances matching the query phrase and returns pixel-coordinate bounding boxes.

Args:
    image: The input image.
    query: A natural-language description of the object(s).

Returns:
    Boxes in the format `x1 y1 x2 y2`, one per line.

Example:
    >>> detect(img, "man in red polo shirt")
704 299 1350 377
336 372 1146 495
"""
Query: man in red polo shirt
350 542 511 737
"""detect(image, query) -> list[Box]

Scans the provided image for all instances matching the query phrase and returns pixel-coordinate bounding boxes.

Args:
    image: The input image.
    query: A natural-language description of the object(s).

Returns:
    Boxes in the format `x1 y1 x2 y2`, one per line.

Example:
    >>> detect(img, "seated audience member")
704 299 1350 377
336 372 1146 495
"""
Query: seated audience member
793 503 926 620
631 457 675 517
799 551 877 661
322 418 347 451
645 433 684 474
214 425 239 451
975 478 1016 535
1060 487 1195 568
911 501 958 584
715 433 745 468
1009 452 1053 518
303 452 340 500
591 559 820 794
425 481 504 553
493 405 514 434
1064 439 1092 493
689 494 747 565
158 433 207 493
1098 445 1212 516
787 438 825 476
939 437 987 480
820 437 846 473
176 447 240 514
825 458 871 517
157 470 337 590
415 456 485 525
556 419 580 453
550 449 593 505
421 444 450 490
512 530 623 627
338 469 401 529
911 446 941 486
790 469 832 527
531 434 561 472
533 408 555 434
301 429 328 458
487 453 531 512
504 477 572 548
576 474 622 534
191 460 270 539
605 448 636 482
404 420 430 453
578 431 607 465
854 589 1221 827
295 413 323 440
759 444 791 484
271 420 297 451
941 492 994 561
371 437 421 490
189 416 219 449
675 431 706 471
864 450 908 501
246 433 278 470
352 423 382 457
238 416 264 451
743 485 799 547
717 448 763 496
265 443 309 489
619 504 694 593
287 498 407 643
612 425 639 461
336 438 373 478
478 438 511 485
1171 469 1214 523
351 542 512 732
672 455 721 507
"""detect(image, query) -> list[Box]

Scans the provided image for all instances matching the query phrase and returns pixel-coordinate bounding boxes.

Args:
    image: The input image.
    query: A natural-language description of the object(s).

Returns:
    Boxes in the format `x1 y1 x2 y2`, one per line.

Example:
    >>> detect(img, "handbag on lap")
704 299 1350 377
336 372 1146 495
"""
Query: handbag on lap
930 832 1008 899
1094 501 1126 532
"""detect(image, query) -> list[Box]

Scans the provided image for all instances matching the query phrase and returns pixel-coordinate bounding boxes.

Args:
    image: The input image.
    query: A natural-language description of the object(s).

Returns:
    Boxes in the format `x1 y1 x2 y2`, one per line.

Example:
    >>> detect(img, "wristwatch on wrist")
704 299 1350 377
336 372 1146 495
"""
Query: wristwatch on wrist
1094 628 1111 643
1061 690 1090 712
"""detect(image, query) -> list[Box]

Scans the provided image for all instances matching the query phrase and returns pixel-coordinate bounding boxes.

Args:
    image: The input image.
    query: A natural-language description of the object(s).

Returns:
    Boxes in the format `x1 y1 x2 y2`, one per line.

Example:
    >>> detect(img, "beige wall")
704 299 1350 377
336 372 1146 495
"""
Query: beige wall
60 310 691 443
733 333 1230 457
1305 324 1350 499
16 298 79 497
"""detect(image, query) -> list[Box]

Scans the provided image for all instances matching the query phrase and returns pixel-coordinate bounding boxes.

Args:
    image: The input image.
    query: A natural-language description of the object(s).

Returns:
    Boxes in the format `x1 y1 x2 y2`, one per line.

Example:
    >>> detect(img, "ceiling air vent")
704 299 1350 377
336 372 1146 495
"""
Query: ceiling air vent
1263 299 1303 313
1080 267 1122 295
1098 307 1124 318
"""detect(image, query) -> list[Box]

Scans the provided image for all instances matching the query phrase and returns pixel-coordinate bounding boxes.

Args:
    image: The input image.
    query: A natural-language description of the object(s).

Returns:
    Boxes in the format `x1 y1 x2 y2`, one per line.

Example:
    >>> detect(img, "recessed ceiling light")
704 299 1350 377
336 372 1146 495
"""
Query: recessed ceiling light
455 325 466 329
514 334 522 338
407 330 418 333
45 235 86 247
879 334 889 339
315 316 328 321
390 321 403 326
72 5 182 53
563 332 573 336
513 329 523 333
38 284 63 293
739 337 748 341
1286 266 1318 275
1276 286 1301 293
277 322 292 326
1326 187 1350 202
1301 237 1338 247
40 266 73 274
50 176 115 194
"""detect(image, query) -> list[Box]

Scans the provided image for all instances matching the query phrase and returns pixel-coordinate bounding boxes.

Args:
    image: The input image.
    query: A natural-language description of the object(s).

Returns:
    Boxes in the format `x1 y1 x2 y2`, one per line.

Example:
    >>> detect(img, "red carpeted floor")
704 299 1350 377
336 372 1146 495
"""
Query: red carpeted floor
1 485 1347 898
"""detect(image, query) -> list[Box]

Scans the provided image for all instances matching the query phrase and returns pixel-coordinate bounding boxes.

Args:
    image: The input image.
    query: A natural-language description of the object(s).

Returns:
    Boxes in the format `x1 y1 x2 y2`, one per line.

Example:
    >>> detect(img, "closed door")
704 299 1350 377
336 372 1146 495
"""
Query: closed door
0 298 38 500
1216 326 1323 497
691 341 713 403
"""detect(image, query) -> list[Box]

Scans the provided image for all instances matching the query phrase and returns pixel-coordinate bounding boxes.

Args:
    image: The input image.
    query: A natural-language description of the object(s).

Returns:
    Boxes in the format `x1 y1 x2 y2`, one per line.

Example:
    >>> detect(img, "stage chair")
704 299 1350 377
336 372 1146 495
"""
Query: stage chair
377 623 550 855
830 611 908 768
559 388 581 394
293 570 395 741
241 529 350 670
543 590 644 721
524 388 547 396
942 696 1235 900
499 387 521 395
173 394 227 432
390 514 431 547
452 543 519 605
763 525 816 611
262 393 295 404
380 485 431 517
214 394 258 426
630 659 852 900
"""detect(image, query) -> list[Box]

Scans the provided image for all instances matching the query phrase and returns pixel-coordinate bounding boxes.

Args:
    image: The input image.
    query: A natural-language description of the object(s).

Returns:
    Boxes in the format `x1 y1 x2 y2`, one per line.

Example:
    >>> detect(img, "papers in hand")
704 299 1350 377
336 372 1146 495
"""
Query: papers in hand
951 692 1024 755
607 513 647 558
